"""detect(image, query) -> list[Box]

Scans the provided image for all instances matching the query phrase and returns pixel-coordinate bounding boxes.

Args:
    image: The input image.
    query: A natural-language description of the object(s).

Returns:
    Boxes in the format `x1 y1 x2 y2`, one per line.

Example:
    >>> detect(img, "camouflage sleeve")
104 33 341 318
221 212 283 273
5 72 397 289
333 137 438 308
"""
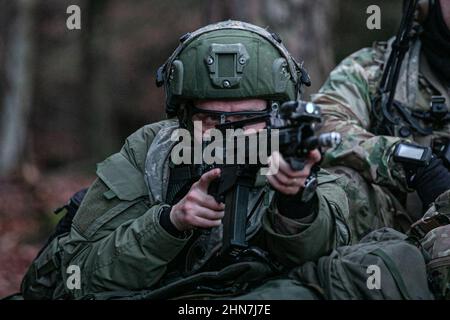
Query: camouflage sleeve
59 124 192 298
312 48 409 191
262 173 351 267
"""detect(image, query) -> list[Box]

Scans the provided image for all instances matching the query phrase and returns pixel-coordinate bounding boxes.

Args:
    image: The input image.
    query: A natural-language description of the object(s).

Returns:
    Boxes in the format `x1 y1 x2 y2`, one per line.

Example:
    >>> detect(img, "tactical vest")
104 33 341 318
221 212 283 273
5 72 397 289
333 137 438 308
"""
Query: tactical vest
143 121 278 284
370 38 450 166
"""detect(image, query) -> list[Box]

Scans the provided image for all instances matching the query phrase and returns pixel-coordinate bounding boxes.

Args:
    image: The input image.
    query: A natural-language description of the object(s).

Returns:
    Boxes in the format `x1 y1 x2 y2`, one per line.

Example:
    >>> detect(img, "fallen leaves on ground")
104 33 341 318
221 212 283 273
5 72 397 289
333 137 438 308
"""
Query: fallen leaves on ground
0 171 94 298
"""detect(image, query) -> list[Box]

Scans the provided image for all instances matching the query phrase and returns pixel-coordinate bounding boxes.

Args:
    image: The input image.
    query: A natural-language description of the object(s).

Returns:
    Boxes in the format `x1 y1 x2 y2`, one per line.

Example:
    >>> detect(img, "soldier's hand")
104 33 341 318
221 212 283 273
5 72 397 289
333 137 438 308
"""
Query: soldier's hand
267 150 321 195
169 168 225 231
407 157 450 209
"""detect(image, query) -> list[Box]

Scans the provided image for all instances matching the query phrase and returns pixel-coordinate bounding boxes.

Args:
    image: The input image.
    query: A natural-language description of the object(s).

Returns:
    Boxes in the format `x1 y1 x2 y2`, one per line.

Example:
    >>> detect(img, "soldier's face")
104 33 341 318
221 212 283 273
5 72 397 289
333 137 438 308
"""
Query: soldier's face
192 99 268 135
440 0 450 30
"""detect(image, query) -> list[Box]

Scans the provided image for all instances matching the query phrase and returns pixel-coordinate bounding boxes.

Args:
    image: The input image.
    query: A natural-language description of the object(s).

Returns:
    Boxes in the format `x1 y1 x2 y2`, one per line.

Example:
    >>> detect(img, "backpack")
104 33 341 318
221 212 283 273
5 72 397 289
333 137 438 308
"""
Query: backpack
291 228 435 300
75 228 436 300
20 188 87 300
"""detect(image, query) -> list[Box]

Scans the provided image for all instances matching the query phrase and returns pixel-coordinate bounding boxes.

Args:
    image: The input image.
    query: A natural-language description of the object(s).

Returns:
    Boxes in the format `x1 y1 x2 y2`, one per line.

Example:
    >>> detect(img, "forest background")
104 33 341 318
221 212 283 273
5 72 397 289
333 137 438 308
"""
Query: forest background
0 0 402 297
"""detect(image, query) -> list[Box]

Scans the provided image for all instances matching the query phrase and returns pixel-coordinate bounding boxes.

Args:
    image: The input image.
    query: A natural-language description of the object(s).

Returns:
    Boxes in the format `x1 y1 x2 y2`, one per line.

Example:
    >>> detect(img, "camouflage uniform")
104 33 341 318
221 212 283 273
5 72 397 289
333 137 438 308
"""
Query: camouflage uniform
313 38 450 240
18 19 353 301
19 20 444 301
417 189 450 300
19 120 351 299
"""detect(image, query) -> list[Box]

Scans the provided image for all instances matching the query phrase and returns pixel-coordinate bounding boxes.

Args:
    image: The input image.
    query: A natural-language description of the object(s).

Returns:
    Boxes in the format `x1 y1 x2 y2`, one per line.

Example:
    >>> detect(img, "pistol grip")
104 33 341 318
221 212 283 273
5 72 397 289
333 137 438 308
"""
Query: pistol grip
207 179 224 203
288 158 305 171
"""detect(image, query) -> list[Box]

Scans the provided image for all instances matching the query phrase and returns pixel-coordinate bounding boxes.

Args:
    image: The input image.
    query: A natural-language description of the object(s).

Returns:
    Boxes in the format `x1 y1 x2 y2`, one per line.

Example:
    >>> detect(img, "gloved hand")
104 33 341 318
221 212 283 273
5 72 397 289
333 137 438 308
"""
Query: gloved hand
407 156 450 209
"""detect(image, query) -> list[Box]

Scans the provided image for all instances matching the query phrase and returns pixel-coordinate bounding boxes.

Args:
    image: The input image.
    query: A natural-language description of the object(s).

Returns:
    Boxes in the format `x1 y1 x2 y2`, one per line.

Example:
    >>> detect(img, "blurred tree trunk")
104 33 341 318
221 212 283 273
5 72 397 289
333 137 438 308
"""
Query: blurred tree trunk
205 0 261 25
0 0 38 175
81 0 116 161
261 0 336 97
205 0 236 24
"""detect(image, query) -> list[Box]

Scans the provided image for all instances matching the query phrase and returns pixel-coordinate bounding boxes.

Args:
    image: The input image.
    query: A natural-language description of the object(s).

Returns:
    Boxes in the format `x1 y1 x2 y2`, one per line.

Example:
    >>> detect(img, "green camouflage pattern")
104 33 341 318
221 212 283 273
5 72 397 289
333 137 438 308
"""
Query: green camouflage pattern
313 38 450 239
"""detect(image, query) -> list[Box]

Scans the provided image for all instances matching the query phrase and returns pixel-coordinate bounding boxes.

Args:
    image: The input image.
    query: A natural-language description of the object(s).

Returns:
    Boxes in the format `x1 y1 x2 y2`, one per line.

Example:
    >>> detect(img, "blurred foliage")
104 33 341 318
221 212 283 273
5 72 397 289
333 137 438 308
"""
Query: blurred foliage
335 0 402 62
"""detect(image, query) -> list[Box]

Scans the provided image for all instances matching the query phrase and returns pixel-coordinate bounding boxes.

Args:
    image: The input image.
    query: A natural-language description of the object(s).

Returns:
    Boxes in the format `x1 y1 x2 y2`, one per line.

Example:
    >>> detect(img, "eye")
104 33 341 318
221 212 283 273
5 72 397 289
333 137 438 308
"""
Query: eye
205 115 219 122
231 115 246 121
198 114 219 126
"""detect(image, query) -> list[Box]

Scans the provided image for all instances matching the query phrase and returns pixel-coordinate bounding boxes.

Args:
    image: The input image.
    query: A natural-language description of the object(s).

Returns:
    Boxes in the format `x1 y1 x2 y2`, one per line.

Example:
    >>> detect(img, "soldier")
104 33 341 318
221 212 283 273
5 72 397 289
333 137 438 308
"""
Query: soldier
314 0 450 240
20 21 352 300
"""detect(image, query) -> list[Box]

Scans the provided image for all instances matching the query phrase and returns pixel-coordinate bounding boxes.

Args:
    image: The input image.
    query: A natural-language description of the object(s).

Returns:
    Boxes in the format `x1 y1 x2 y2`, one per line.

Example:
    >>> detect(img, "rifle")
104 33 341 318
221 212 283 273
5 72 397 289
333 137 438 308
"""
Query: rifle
207 101 341 259
371 0 431 136
370 0 450 168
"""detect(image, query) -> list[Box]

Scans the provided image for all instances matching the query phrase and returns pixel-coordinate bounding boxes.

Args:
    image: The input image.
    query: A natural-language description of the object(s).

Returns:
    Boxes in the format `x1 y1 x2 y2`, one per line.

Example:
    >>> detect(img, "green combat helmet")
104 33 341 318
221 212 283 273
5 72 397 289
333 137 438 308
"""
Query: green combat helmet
155 20 311 118
418 190 450 300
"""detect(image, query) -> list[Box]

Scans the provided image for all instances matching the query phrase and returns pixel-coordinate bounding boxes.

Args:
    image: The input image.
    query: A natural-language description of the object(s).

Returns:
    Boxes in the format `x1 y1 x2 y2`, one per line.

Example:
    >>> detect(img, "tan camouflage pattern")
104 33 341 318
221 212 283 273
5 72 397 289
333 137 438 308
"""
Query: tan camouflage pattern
312 38 450 239
420 190 450 300
314 38 450 188
328 166 411 241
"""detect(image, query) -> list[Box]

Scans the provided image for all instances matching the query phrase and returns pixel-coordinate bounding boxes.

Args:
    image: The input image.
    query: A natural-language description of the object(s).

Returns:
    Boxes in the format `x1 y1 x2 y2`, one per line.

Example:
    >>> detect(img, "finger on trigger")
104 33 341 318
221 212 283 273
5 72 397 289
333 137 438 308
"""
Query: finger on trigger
198 168 221 190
